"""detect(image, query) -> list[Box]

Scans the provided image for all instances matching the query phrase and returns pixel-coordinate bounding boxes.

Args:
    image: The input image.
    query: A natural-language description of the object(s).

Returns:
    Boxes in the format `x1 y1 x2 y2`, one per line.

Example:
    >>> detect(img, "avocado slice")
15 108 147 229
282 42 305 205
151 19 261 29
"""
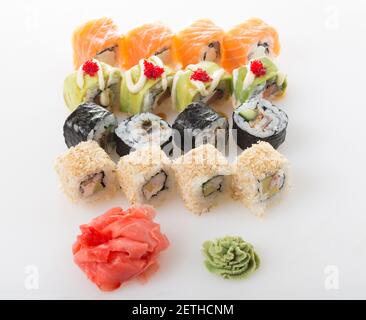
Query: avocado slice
261 174 282 200
239 109 258 121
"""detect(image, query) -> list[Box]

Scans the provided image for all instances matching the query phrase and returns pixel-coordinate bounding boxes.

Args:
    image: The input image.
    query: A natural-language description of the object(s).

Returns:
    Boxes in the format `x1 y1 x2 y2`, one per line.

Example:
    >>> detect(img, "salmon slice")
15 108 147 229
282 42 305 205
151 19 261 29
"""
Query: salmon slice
119 22 174 69
72 17 121 69
173 19 224 68
222 18 280 72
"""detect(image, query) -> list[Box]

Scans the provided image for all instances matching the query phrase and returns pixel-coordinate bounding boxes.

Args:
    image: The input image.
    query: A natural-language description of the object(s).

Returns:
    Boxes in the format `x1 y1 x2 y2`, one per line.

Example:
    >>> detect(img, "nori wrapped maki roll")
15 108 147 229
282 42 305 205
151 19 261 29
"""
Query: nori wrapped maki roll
114 112 173 157
172 102 229 153
232 98 288 150
63 102 118 152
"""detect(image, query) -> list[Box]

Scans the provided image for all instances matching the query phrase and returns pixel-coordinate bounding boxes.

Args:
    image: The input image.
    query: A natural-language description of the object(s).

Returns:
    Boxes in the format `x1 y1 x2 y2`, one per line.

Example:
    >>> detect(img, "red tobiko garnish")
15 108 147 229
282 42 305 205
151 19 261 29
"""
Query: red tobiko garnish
250 60 266 77
143 60 165 79
190 68 213 82
82 60 100 77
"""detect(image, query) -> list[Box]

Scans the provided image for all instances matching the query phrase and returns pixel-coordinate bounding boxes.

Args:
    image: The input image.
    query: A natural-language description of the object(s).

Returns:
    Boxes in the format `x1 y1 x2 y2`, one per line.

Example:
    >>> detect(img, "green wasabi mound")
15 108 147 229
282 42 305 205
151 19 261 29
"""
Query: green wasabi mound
202 236 260 280
233 56 287 105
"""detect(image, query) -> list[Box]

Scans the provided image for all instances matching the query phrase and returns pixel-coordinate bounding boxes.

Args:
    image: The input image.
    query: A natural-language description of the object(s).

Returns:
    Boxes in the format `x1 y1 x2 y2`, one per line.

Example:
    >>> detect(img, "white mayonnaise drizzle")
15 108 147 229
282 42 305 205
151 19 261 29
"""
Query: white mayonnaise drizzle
171 70 186 110
232 68 239 92
124 59 147 94
125 55 167 94
190 68 225 97
100 89 110 107
242 59 260 91
76 59 105 91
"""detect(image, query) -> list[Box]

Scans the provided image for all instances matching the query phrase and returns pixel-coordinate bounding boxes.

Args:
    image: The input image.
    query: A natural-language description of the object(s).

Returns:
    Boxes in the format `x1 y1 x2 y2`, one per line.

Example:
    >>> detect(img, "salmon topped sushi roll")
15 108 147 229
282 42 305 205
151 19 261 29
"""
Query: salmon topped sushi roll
120 22 174 69
173 19 224 68
222 18 280 72
72 17 122 69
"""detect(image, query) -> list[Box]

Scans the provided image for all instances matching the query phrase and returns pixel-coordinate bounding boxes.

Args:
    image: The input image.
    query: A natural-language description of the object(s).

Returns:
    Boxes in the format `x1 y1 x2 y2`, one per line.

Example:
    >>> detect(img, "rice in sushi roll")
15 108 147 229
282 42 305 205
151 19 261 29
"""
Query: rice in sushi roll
64 60 122 111
114 113 172 157
55 141 118 202
232 57 287 106
63 102 118 153
172 144 231 215
232 98 288 151
172 102 229 153
231 141 290 217
117 146 173 206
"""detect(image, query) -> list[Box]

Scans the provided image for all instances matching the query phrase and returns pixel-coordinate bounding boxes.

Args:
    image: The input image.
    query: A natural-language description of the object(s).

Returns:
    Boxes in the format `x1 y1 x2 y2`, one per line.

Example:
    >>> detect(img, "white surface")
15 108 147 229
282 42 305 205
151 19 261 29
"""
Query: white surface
1 0 366 300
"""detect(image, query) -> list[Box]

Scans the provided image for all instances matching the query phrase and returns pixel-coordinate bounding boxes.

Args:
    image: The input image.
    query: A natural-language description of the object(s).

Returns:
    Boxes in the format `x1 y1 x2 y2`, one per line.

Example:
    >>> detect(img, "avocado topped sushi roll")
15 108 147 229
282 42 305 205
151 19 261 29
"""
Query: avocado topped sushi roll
114 112 173 156
172 102 229 153
64 60 122 111
120 56 173 114
171 61 232 112
232 98 288 151
63 102 118 153
116 146 174 207
232 57 287 106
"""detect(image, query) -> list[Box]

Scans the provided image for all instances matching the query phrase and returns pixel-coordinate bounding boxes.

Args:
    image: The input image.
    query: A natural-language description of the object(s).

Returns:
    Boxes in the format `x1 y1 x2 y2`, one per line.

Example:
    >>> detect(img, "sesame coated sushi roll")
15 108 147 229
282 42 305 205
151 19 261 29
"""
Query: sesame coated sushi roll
173 144 231 215
55 141 118 202
117 146 174 206
232 98 288 151
231 142 290 217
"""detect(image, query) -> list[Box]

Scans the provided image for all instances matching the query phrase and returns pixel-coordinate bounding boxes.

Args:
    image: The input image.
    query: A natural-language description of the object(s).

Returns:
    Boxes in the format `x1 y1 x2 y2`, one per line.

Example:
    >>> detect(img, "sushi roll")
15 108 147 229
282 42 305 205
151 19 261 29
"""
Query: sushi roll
232 57 287 106
232 98 288 151
171 61 232 112
72 17 122 69
120 56 173 114
63 102 118 152
64 60 122 111
172 102 229 153
222 18 280 72
117 146 174 206
231 141 290 217
172 144 232 215
119 22 175 69
173 19 224 68
55 141 118 202
114 112 173 157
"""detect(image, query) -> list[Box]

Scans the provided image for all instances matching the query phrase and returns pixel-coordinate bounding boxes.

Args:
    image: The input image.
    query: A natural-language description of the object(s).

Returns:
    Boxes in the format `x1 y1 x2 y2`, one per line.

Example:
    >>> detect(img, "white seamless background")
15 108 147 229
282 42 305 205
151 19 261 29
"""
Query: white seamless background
0 0 365 299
